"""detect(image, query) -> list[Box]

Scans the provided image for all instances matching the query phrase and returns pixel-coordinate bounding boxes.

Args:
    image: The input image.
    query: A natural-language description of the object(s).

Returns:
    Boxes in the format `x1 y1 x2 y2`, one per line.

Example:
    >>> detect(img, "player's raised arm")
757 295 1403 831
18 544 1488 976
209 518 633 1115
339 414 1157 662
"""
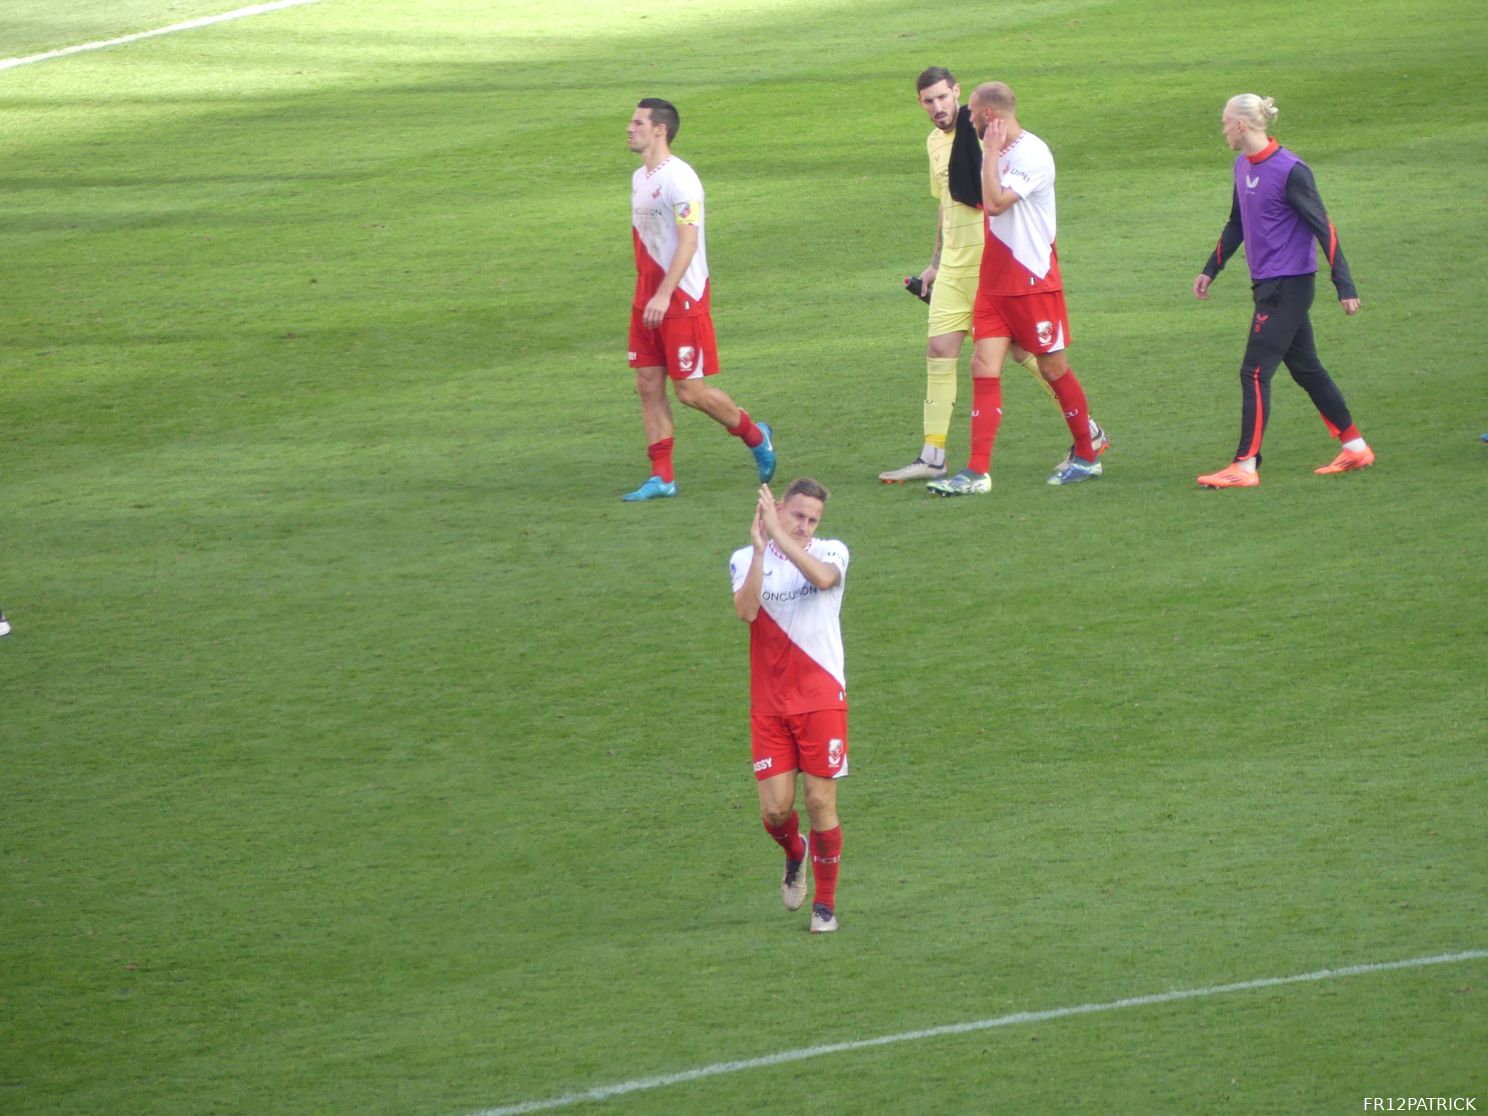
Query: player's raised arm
733 505 767 622
977 116 1021 216
970 85 1021 217
758 485 839 590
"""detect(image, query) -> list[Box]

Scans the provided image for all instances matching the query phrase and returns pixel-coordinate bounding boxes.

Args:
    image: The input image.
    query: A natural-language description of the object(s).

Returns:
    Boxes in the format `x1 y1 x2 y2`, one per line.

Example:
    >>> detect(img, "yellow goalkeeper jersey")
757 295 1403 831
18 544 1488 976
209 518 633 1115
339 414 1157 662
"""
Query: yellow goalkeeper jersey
927 126 985 277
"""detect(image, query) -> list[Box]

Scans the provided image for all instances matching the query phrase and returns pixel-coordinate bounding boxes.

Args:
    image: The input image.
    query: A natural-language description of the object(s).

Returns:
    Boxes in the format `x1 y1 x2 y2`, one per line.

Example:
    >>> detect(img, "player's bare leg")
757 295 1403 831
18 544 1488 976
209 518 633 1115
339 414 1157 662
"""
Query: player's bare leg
1034 350 1070 386
623 365 679 500
758 772 807 911
1007 342 1049 396
1006 338 1087 420
1004 341 1070 402
801 774 838 832
756 771 798 834
636 365 675 444
673 379 775 483
802 774 841 932
969 337 1010 379
671 377 740 428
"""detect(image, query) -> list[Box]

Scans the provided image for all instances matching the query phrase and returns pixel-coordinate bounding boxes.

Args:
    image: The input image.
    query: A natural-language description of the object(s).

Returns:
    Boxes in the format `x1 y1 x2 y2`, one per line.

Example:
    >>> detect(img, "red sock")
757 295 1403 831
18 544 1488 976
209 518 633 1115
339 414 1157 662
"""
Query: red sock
764 811 806 862
810 826 842 911
967 377 1003 474
727 408 764 449
1049 370 1093 459
647 438 675 483
1334 422 1360 443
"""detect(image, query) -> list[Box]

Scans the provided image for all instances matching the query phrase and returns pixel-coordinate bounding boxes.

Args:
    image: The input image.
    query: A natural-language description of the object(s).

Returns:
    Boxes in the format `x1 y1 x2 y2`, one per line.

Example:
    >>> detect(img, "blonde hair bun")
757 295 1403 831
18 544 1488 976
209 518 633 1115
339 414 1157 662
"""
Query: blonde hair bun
1228 93 1280 130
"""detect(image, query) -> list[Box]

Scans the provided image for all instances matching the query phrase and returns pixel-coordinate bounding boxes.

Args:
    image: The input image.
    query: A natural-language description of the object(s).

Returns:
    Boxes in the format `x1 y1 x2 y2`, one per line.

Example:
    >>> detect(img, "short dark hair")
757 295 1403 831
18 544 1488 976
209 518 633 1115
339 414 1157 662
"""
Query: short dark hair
637 97 680 143
784 477 829 505
916 67 956 93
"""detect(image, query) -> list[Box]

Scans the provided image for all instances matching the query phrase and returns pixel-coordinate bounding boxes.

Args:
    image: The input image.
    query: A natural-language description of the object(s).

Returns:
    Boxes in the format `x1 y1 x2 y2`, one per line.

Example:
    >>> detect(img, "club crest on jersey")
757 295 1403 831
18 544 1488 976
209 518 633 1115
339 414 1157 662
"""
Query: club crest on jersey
652 187 662 199
827 738 844 768
677 345 697 372
1036 320 1054 348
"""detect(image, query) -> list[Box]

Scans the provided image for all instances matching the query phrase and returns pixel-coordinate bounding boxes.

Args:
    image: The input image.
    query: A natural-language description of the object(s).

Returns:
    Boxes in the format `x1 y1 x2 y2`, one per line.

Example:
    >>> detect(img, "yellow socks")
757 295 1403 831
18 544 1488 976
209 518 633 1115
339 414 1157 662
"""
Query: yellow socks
924 357 959 458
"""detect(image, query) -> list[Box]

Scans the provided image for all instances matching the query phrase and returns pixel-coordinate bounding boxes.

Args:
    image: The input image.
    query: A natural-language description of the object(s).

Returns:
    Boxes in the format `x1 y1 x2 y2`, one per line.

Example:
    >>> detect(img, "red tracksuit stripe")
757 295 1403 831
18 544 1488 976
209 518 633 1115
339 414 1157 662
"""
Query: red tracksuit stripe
1242 365 1266 459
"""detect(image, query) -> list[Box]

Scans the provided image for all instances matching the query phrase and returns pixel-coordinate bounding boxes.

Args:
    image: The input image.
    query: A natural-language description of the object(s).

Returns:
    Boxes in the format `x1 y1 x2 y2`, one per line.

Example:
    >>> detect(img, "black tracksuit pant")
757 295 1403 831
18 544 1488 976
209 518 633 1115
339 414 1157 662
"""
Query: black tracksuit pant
1234 272 1354 463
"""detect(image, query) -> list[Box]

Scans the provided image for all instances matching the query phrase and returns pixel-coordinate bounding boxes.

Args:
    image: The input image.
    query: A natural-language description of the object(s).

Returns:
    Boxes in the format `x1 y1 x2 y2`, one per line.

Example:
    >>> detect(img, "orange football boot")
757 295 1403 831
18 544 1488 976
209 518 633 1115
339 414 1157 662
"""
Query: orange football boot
1315 445 1375 474
1197 463 1260 488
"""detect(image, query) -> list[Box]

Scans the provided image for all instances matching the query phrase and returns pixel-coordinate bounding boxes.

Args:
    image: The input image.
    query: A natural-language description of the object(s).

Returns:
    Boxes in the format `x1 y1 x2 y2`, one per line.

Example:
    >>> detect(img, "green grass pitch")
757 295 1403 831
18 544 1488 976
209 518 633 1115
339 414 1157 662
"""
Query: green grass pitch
3 1 1486 1113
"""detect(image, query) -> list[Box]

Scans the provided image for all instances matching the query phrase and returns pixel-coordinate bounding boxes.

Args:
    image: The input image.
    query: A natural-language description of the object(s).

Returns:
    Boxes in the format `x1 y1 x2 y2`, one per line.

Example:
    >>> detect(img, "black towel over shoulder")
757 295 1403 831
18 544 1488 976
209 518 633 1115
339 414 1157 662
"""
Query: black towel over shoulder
947 104 983 210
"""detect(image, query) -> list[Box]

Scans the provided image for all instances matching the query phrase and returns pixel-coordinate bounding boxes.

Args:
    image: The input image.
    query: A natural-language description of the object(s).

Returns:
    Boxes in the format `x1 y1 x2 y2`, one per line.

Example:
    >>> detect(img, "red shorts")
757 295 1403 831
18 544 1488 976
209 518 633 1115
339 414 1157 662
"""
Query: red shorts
751 709 848 782
973 287 1071 353
628 308 721 380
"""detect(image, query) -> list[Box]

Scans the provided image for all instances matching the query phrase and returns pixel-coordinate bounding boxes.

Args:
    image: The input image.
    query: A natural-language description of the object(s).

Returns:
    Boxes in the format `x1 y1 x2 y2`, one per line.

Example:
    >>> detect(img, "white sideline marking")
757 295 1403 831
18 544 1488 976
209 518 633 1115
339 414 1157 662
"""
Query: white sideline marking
472 950 1487 1116
0 0 323 71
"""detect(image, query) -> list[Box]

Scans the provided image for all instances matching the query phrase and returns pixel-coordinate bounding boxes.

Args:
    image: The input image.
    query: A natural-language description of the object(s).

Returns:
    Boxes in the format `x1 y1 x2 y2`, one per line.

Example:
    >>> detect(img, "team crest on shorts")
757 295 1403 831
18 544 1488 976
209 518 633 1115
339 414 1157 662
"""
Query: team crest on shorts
827 738 844 768
677 345 697 372
1036 320 1054 348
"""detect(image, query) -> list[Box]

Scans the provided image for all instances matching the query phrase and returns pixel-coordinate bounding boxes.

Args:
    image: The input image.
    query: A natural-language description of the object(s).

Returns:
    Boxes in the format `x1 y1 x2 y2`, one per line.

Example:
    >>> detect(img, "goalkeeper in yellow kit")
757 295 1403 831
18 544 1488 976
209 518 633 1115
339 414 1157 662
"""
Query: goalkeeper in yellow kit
879 67 1107 483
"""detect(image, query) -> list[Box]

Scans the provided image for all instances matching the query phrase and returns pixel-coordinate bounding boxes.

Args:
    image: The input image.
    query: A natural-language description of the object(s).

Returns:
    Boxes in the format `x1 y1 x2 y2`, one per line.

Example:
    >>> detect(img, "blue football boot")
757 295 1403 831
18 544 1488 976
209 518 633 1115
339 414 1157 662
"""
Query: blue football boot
621 475 677 502
752 422 777 484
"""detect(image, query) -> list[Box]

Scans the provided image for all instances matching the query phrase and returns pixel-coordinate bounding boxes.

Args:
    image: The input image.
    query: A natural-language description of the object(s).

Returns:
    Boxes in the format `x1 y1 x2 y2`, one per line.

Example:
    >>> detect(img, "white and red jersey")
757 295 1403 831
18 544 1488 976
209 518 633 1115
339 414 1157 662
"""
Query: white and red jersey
980 130 1063 296
631 155 710 317
729 538 849 716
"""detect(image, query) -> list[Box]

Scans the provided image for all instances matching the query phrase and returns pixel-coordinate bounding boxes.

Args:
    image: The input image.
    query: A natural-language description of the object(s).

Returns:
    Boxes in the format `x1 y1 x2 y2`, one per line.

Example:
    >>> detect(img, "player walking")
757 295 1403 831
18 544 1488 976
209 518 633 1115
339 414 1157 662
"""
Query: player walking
623 98 776 501
730 480 848 933
928 82 1106 495
880 67 1106 485
1193 93 1373 488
